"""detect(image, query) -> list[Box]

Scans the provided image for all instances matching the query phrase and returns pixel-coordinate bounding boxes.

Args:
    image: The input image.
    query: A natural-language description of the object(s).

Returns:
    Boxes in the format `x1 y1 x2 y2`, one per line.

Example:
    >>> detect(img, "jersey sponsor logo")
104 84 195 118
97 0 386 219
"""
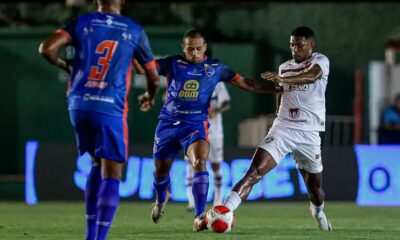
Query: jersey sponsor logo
91 17 128 29
85 80 108 89
83 94 115 103
289 108 300 119
281 63 311 74
204 64 215 77
179 80 199 100
283 84 309 91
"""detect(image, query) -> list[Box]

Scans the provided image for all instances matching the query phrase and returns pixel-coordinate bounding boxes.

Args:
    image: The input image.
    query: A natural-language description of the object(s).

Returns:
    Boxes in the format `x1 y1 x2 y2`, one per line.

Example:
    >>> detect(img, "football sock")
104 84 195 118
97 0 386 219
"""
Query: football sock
153 175 170 203
95 178 120 240
310 201 325 217
185 164 194 208
224 191 241 211
192 171 209 217
213 170 223 206
85 166 101 240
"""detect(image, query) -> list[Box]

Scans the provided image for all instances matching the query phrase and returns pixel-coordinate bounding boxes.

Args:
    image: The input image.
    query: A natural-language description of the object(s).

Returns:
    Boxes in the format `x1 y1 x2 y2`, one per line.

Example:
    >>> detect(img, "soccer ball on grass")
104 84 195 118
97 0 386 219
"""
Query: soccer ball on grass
205 205 235 233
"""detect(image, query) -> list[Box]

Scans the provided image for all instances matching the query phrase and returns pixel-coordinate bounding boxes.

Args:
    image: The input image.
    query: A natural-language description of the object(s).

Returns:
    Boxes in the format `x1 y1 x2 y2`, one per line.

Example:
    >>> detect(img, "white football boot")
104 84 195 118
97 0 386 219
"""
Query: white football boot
151 191 170 224
310 205 333 231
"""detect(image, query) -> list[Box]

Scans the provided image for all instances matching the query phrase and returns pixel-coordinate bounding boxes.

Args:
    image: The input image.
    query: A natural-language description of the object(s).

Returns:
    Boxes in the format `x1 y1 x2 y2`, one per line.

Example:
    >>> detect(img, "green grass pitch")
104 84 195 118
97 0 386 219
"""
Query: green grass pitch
1 201 399 239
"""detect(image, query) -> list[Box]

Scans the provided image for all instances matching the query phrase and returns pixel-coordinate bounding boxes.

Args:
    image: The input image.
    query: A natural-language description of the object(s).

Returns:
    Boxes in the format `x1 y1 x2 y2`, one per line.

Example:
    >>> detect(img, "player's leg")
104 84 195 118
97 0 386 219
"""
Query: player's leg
186 140 210 216
151 158 173 223
224 126 292 211
211 162 222 206
294 131 332 231
85 156 102 240
96 159 124 240
151 120 181 223
299 170 332 230
209 136 224 206
185 158 195 211
186 139 210 231
69 110 102 240
224 148 277 211
91 112 128 240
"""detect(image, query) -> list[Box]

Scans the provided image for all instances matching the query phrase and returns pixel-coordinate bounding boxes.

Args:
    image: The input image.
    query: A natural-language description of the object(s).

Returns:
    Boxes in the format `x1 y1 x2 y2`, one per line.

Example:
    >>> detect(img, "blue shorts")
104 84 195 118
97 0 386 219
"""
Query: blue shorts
69 110 128 162
153 119 209 160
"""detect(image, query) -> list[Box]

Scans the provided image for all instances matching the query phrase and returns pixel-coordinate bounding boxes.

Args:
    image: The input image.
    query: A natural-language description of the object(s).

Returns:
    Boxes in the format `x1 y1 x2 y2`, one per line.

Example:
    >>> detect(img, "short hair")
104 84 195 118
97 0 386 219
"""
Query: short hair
291 26 315 40
183 29 207 43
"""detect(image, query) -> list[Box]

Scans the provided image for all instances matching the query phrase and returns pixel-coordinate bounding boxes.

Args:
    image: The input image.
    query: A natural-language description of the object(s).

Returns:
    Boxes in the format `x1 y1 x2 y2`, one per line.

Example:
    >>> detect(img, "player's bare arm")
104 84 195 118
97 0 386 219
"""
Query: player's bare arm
275 93 282 114
39 32 72 74
138 67 160 112
261 64 323 85
229 76 282 93
209 100 230 119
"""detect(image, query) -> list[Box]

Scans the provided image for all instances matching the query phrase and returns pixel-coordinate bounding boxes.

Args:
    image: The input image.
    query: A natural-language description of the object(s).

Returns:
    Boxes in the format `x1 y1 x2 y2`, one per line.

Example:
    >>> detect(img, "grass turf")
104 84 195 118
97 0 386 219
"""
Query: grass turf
0 201 399 240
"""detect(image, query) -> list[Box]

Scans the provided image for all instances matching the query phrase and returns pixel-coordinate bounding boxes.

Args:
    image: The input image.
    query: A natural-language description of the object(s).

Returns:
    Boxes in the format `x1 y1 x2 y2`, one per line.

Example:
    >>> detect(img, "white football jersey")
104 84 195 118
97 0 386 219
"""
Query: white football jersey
274 52 329 132
208 82 230 138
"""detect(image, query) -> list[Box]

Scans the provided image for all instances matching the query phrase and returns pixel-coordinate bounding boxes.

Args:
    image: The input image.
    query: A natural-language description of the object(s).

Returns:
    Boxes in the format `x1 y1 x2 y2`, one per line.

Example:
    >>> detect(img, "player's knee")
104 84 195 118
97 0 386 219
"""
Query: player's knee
192 157 207 171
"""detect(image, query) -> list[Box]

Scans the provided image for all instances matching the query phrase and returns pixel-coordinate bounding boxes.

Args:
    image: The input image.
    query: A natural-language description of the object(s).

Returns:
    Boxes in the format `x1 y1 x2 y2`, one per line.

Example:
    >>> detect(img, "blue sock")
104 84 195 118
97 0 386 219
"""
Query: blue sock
192 171 209 217
153 175 170 203
95 178 120 240
85 166 101 240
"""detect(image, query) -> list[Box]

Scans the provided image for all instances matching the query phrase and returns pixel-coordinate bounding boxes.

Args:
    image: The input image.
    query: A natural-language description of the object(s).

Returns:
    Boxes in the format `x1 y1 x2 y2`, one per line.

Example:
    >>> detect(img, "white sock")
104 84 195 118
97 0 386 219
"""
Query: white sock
224 191 241 211
213 171 222 206
186 163 194 208
310 201 325 217
186 185 194 208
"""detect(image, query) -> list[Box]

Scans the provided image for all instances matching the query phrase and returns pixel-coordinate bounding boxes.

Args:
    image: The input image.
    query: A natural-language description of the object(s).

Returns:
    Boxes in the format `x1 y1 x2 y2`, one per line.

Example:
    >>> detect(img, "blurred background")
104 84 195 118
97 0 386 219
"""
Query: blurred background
0 0 399 205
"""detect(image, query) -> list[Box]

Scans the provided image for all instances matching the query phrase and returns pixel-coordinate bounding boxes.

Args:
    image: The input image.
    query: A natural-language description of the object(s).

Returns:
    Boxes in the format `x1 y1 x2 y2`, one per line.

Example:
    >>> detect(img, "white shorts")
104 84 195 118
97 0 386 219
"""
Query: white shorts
208 136 223 164
258 125 323 173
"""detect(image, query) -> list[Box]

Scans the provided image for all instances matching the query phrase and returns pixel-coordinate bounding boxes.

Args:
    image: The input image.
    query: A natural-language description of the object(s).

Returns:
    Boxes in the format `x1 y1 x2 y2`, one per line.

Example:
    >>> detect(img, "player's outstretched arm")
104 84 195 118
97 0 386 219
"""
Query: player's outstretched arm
138 66 160 112
229 75 281 93
261 64 322 85
38 32 72 74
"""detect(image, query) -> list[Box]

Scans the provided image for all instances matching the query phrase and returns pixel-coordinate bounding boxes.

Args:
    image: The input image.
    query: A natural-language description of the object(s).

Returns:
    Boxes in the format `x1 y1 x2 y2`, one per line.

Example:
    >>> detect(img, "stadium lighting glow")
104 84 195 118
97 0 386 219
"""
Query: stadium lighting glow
25 141 39 205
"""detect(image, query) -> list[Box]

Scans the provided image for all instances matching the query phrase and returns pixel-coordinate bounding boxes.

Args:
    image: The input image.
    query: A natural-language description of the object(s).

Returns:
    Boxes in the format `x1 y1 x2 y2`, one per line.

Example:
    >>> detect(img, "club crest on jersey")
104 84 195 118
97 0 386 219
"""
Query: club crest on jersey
265 137 274 143
204 64 215 77
289 108 300 119
179 80 199 100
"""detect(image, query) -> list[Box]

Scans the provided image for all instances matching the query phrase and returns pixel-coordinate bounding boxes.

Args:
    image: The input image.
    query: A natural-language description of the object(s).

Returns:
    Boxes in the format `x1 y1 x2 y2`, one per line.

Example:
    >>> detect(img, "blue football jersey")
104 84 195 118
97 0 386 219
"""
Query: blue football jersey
58 12 155 117
157 55 240 122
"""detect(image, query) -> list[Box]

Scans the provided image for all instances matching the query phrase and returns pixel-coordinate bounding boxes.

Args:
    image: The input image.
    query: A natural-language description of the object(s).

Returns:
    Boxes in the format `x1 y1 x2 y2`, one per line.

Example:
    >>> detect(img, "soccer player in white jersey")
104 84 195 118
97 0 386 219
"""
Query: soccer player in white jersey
186 82 231 210
222 26 332 231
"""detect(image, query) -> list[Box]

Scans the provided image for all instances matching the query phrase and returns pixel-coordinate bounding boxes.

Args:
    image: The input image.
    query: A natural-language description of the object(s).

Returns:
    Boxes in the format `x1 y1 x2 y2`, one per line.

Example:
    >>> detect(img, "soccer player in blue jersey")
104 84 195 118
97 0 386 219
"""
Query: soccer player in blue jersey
39 0 160 239
147 29 279 231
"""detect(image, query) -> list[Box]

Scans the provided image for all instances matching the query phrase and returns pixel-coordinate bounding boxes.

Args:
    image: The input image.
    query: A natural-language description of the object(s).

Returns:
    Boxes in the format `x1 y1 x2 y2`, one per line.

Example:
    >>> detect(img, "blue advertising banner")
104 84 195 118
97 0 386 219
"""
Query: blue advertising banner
355 145 400 206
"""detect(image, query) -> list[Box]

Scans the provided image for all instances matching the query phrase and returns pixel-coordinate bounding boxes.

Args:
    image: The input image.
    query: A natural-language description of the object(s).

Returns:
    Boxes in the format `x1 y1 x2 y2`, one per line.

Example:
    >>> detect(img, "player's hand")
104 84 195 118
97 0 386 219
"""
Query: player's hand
261 71 282 83
208 110 217 119
138 91 155 112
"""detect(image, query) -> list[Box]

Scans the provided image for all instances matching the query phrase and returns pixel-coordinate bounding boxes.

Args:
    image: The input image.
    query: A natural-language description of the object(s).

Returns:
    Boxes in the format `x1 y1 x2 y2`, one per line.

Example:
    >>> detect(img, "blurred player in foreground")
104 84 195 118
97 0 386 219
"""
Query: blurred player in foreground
142 29 280 231
186 82 230 210
39 0 160 239
223 26 333 231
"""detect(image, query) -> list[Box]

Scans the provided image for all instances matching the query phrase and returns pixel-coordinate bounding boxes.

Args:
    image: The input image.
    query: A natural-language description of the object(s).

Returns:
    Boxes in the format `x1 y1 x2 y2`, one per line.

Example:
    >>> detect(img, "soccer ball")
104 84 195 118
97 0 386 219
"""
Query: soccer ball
206 205 235 233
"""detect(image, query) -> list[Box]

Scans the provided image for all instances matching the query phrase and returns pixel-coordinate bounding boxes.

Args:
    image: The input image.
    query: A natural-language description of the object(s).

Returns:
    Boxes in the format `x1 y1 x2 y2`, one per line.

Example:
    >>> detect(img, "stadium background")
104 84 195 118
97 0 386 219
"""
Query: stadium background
0 1 399 205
